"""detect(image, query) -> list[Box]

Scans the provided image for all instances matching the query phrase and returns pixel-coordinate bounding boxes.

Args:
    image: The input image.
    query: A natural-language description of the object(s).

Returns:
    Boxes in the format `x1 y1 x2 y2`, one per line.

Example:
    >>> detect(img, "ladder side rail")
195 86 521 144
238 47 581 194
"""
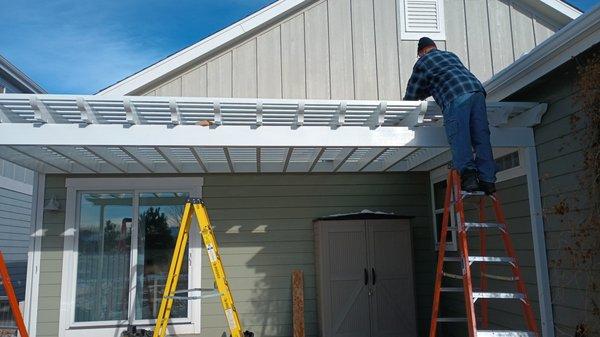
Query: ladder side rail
453 171 478 337
0 251 29 337
194 203 244 337
479 198 489 328
492 198 540 336
429 170 455 337
153 203 193 337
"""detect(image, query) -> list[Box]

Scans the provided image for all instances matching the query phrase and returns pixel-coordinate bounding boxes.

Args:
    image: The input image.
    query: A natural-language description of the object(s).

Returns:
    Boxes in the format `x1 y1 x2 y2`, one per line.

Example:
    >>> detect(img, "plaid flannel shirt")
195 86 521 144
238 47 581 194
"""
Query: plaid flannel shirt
403 49 486 109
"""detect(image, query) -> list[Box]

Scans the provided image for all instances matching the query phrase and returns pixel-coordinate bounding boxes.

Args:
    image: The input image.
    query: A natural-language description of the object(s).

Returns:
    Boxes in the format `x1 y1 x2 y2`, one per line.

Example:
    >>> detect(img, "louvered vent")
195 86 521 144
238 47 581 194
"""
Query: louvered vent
400 0 445 40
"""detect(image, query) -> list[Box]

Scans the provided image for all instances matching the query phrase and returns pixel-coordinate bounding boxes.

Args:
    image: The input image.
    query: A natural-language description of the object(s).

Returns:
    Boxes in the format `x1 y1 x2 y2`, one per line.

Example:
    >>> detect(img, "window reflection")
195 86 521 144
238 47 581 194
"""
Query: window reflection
75 193 132 322
136 192 189 320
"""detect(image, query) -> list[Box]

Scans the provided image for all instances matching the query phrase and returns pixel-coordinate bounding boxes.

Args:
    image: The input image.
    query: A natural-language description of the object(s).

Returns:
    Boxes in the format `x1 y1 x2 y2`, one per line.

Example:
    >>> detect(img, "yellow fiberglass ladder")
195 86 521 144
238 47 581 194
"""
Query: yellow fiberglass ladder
150 198 253 337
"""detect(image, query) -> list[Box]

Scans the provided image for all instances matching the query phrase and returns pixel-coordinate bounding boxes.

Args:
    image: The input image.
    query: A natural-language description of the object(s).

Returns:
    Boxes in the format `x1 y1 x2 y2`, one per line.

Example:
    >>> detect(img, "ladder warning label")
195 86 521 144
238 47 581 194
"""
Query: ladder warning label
225 308 237 329
206 244 217 262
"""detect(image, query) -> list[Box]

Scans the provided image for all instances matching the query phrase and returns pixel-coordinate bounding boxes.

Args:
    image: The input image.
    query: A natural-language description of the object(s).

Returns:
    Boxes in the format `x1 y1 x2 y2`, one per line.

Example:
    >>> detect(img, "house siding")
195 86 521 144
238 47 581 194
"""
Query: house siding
507 51 598 337
0 187 31 300
35 173 435 337
136 0 561 99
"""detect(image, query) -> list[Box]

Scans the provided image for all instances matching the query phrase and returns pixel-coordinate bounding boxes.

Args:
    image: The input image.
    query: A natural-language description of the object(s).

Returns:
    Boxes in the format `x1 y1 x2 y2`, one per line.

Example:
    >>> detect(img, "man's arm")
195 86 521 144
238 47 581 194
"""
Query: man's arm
403 63 429 101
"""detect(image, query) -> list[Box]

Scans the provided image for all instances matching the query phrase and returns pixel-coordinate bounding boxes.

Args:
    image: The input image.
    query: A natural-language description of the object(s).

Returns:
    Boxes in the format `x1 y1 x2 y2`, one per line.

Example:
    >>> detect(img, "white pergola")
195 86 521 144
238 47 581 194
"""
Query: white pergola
1 93 555 337
0 94 546 174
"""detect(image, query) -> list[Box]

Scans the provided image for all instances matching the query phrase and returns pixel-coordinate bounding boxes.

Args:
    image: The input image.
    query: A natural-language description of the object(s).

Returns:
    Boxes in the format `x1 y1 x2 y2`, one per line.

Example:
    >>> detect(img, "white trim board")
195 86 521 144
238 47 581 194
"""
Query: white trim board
485 4 598 100
23 173 44 337
96 0 314 96
0 55 46 94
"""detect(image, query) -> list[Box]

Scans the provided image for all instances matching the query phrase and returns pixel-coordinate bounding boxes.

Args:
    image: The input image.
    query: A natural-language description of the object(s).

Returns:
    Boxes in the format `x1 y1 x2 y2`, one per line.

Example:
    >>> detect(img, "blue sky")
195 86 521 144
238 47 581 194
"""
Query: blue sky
0 0 597 94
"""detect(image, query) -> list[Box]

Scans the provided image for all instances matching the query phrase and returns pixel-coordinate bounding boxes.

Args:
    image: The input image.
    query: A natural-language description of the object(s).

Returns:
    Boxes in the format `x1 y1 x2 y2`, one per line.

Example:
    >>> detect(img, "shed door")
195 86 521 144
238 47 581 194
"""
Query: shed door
320 220 371 337
317 218 417 337
367 219 417 337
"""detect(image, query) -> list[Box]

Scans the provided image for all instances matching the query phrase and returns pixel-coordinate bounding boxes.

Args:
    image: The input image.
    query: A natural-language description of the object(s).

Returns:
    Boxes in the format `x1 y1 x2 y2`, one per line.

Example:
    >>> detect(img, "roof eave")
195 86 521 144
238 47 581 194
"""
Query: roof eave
96 0 314 96
0 55 47 94
484 4 599 101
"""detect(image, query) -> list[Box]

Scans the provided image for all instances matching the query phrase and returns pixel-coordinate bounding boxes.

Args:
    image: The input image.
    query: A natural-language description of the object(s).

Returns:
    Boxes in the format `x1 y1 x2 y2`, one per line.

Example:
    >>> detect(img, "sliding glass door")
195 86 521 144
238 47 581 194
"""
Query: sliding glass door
72 190 192 325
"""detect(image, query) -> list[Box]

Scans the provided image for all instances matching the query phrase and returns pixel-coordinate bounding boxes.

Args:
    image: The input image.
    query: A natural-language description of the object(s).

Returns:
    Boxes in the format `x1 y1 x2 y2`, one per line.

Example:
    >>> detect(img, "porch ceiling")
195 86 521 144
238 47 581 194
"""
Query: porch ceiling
0 94 545 174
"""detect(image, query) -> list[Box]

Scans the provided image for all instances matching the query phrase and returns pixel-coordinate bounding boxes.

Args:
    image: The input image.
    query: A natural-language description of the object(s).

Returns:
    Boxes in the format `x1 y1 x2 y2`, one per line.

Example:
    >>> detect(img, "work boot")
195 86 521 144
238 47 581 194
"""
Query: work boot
460 169 479 192
479 181 496 195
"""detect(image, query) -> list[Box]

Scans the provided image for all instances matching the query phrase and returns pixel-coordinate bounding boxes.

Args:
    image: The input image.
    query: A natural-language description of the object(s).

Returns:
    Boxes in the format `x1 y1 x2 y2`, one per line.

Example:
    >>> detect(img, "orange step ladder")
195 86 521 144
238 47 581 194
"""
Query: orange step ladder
0 251 29 337
429 170 539 337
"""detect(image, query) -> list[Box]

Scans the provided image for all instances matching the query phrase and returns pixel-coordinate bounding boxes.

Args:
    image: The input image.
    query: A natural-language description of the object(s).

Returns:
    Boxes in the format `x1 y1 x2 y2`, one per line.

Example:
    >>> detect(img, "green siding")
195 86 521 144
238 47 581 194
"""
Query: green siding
508 53 597 337
35 173 434 337
37 175 66 337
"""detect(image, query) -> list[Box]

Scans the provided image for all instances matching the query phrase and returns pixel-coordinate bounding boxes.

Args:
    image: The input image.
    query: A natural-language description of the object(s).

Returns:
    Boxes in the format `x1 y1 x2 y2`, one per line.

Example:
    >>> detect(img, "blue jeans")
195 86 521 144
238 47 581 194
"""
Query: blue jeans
443 92 496 183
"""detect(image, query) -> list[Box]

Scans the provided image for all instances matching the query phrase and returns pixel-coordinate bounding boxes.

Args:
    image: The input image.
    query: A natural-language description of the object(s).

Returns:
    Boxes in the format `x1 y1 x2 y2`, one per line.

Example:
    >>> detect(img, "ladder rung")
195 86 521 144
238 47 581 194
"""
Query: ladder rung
468 256 515 264
465 222 506 230
443 271 463 279
167 288 222 300
477 330 536 337
441 287 464 292
481 272 519 281
461 190 486 197
473 292 525 301
443 256 462 262
437 317 467 322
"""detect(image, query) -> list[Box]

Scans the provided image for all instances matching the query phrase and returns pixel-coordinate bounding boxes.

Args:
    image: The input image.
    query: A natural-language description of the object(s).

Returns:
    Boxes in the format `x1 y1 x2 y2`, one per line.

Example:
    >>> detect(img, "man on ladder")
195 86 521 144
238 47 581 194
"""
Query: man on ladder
405 38 539 337
404 37 497 194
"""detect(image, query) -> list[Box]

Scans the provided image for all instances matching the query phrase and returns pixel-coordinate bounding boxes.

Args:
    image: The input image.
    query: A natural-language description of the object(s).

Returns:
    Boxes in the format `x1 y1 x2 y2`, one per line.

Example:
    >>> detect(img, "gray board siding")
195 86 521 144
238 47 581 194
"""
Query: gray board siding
139 0 560 99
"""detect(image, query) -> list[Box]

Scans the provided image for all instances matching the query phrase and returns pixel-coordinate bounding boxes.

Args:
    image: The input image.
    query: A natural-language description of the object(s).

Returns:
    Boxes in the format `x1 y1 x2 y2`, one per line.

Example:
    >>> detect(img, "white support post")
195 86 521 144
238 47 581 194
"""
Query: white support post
523 146 555 337
24 173 45 337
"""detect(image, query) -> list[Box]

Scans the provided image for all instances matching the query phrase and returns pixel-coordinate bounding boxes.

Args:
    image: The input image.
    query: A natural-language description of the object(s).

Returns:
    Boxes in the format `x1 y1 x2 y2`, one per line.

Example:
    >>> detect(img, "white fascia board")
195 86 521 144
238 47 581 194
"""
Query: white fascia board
0 123 535 148
485 5 600 101
0 55 47 94
539 0 581 19
97 0 313 96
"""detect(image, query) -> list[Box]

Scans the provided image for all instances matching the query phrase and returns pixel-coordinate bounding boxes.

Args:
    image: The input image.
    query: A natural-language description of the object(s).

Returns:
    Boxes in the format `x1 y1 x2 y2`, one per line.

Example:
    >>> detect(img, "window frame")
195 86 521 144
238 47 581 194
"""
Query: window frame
430 166 458 251
59 177 203 337
397 0 446 41
494 148 525 182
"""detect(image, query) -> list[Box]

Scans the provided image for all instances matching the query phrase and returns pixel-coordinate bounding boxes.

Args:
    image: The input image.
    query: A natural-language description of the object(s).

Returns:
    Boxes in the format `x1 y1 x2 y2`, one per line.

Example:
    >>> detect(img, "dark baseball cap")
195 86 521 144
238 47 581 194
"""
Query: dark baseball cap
417 37 436 52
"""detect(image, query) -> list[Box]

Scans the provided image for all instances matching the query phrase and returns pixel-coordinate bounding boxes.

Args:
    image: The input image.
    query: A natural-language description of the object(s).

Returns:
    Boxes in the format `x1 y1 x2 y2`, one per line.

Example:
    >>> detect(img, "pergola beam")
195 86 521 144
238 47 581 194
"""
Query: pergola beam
0 124 535 148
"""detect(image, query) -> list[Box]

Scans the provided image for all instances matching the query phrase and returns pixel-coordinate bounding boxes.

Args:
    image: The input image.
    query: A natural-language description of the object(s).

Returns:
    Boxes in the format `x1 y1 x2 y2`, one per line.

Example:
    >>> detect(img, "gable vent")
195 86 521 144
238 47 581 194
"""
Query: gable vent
399 0 446 40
